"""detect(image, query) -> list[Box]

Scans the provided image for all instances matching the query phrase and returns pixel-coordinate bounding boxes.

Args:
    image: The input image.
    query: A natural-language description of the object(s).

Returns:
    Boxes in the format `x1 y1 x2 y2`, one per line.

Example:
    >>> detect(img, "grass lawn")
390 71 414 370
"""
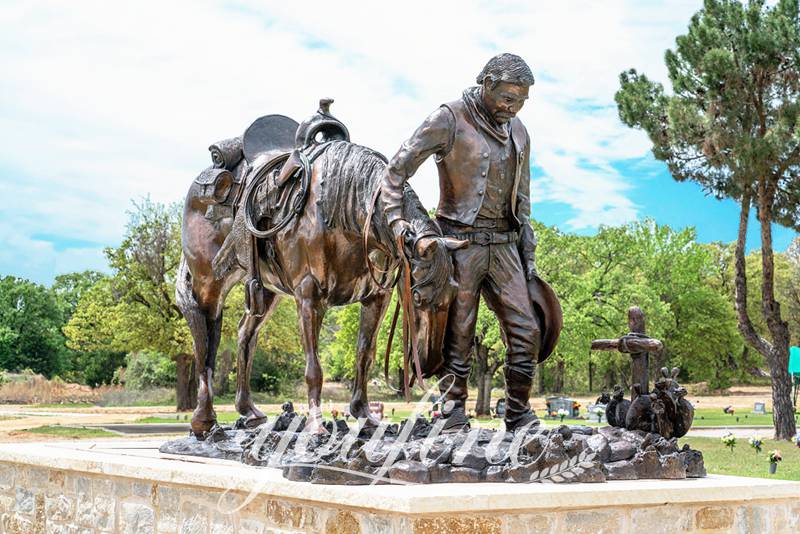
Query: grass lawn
680 436 800 481
24 425 117 439
690 409 781 427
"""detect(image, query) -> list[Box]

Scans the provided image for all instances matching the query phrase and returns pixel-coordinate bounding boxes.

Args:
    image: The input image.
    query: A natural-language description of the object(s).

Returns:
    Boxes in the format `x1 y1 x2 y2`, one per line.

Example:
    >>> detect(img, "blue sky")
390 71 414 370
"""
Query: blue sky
0 1 796 285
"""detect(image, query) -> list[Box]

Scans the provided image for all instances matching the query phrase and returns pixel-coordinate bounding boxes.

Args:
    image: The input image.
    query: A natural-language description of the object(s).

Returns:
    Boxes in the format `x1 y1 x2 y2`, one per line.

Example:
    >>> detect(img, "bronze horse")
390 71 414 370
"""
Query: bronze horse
177 126 465 436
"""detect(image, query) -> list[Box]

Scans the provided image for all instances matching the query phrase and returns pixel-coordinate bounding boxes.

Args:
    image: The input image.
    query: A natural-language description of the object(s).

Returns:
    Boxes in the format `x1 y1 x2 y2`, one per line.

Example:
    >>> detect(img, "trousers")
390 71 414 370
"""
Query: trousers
437 219 541 427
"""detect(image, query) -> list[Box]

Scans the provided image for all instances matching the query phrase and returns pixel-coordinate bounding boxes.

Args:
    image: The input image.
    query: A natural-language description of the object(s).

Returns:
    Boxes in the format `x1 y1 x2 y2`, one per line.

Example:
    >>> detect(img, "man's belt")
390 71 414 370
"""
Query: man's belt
471 217 512 230
450 230 519 246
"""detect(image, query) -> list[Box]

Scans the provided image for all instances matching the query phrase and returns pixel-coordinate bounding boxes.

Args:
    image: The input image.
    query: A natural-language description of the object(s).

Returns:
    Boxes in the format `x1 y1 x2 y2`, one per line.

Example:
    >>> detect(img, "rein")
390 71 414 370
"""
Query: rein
363 187 426 400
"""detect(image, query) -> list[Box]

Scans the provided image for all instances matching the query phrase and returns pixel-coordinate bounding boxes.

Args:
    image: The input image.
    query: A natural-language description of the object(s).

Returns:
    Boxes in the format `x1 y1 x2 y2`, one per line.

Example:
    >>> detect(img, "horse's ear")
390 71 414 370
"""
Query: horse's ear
442 237 469 251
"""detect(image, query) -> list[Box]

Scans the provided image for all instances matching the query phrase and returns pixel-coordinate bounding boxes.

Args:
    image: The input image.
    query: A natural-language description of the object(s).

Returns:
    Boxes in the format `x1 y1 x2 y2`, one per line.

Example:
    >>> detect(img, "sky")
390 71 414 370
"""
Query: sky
0 1 797 285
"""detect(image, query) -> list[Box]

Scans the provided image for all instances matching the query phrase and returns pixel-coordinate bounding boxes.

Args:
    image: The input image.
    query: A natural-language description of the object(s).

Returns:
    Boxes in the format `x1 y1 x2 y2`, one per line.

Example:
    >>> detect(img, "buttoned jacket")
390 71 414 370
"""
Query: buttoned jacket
381 98 536 261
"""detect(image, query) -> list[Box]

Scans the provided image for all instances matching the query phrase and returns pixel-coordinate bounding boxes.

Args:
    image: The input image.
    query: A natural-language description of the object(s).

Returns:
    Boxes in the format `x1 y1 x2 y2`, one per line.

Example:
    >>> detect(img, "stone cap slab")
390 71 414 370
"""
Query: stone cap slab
1 440 799 515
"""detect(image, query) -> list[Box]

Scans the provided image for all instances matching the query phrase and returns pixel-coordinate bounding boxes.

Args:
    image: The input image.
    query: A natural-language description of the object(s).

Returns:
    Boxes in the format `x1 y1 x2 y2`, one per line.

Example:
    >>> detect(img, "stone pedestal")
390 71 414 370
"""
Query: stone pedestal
1 440 799 533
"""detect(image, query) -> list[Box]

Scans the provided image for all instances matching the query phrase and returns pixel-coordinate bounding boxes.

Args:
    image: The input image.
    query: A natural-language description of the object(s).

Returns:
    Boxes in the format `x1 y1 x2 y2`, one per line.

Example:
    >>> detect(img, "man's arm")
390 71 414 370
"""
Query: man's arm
381 107 455 234
516 129 538 280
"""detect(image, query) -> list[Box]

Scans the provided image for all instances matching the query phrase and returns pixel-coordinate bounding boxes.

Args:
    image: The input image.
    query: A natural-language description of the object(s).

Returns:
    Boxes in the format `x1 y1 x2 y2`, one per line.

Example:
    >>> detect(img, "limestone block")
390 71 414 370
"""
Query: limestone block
265 499 316 530
562 510 623 534
45 494 73 522
66 475 91 497
358 512 396 534
239 517 267 534
629 506 691 534
76 494 114 531
210 511 236 534
45 523 83 534
15 488 35 515
119 502 155 534
26 467 49 488
178 510 208 534
503 513 555 534
694 506 734 530
736 503 789 533
788 500 800 529
91 479 113 499
325 511 361 534
0 494 14 514
412 516 501 534
2 512 34 534
47 470 66 491
0 465 16 492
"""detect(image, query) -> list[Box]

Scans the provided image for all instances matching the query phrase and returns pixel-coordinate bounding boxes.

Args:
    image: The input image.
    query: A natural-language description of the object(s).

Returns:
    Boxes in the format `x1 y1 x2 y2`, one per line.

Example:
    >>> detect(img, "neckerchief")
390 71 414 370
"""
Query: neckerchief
462 86 510 144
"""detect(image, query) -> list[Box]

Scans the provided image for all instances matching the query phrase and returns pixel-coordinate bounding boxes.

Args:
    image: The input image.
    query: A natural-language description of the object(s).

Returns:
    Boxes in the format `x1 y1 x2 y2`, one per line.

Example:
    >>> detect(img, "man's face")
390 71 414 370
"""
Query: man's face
481 81 530 124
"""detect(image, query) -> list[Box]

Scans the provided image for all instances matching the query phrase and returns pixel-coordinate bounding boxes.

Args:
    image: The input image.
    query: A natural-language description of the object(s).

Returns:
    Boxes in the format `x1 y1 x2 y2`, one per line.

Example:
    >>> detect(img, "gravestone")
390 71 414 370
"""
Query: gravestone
753 402 767 415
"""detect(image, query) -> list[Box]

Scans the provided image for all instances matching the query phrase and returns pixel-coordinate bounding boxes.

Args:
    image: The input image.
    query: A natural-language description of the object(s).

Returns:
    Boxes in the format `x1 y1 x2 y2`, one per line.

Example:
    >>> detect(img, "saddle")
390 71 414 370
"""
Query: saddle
210 99 351 317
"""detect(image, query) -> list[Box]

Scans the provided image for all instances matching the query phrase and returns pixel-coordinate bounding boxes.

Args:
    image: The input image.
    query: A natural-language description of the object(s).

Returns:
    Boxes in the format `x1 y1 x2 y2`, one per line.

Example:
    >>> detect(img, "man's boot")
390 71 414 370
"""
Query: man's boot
439 374 471 432
503 367 539 432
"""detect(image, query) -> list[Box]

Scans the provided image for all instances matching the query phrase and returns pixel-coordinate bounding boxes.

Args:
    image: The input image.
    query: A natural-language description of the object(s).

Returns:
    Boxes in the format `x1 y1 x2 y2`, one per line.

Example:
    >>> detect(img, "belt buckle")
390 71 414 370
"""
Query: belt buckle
474 232 491 246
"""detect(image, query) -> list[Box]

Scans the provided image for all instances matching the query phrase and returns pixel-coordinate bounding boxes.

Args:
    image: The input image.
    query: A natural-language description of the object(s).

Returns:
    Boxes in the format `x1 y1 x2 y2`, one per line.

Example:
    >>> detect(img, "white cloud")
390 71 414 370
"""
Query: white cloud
0 0 703 283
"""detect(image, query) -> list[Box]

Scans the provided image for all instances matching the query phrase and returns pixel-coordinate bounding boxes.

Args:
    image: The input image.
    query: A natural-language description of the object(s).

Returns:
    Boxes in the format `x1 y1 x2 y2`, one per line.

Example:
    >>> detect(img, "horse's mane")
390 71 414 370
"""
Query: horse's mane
316 141 436 238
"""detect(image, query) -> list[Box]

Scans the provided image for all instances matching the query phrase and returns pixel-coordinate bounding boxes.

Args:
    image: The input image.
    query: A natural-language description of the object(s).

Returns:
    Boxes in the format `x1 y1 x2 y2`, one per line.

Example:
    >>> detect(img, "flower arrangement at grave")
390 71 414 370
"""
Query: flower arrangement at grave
768 449 782 474
557 408 569 423
721 433 736 453
591 405 605 423
748 435 763 454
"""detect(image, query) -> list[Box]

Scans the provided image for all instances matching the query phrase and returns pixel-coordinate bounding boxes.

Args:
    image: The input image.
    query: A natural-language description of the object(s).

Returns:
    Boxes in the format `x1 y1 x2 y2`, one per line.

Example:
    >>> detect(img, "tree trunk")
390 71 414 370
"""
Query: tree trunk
174 353 197 411
553 359 564 393
397 366 405 399
757 179 796 440
215 348 234 397
733 183 796 440
537 363 545 394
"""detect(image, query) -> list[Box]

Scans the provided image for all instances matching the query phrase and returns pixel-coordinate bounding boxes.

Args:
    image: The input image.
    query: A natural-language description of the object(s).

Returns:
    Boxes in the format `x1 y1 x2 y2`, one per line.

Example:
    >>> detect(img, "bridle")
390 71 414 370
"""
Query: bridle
363 186 434 400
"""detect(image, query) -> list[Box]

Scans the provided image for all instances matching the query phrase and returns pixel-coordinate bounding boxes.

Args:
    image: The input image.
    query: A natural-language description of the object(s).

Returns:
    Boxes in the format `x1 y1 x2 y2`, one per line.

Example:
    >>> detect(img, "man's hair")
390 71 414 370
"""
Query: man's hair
476 53 535 89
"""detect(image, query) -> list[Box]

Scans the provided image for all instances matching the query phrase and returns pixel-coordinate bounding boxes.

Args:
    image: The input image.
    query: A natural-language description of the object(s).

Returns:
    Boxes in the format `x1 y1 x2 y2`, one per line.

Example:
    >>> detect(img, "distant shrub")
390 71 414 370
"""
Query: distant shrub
98 387 174 407
123 351 176 390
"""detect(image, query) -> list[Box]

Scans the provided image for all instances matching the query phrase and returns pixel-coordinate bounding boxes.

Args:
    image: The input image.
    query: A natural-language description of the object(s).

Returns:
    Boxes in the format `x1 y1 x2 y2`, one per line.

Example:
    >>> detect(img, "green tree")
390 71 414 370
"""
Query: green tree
616 0 800 438
51 270 125 387
0 277 66 377
64 199 195 409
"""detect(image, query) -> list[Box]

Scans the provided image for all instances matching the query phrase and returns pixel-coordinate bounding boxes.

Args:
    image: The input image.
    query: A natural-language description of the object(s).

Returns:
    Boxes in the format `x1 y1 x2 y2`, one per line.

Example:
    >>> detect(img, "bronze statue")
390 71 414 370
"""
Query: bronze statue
380 53 561 432
591 306 695 439
177 101 464 436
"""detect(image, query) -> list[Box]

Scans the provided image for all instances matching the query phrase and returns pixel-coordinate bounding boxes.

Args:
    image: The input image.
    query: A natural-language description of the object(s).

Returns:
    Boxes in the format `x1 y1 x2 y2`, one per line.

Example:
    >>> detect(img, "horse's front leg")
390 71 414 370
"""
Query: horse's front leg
350 292 391 426
295 275 327 434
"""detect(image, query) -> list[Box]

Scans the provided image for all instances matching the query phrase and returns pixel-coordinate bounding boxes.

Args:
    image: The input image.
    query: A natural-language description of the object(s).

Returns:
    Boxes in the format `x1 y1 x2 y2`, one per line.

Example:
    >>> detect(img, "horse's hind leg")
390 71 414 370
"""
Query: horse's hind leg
295 275 326 434
350 292 391 425
176 257 224 436
235 289 279 428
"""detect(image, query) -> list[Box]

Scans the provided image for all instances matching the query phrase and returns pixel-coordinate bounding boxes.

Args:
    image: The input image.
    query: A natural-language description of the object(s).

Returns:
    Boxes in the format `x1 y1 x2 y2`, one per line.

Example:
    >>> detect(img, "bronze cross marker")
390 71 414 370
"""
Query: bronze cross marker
590 306 663 401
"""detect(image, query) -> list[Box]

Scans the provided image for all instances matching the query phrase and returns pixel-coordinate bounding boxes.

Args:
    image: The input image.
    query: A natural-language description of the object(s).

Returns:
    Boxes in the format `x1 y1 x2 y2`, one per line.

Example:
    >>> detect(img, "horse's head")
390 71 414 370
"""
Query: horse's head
400 221 467 378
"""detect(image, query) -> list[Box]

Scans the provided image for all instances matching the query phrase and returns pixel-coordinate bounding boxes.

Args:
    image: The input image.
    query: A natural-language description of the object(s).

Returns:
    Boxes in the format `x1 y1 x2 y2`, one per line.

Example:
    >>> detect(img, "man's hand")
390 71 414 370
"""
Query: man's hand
525 258 538 281
390 219 412 242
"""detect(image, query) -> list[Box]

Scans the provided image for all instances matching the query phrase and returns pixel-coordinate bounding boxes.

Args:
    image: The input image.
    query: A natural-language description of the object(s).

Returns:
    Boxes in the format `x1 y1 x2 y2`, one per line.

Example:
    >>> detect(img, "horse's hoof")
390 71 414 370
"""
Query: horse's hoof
191 418 217 439
304 421 330 436
235 415 268 430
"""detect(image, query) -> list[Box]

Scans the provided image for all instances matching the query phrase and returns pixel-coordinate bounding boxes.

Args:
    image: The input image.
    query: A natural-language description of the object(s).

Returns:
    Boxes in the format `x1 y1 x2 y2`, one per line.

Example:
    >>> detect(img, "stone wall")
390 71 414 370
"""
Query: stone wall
2 461 800 534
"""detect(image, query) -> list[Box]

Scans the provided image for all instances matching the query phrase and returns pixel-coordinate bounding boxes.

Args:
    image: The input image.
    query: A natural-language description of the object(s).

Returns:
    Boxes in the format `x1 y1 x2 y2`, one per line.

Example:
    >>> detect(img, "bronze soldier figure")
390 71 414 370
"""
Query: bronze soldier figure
381 53 541 432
